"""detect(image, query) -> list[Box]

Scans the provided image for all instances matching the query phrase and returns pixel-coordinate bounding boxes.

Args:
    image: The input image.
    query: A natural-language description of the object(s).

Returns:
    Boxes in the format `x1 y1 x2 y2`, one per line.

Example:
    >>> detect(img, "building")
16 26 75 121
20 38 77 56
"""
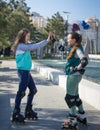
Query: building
30 12 48 28
68 17 100 53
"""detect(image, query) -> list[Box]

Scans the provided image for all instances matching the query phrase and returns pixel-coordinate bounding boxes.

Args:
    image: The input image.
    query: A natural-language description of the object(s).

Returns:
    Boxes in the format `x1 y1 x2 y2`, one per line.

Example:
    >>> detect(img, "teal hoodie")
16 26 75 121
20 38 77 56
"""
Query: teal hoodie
15 40 48 70
65 45 84 75
16 51 32 70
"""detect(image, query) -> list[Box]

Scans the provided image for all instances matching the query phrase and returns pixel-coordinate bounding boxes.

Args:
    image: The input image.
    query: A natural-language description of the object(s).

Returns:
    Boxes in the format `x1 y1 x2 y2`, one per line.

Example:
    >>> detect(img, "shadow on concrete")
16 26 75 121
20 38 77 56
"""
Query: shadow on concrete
9 106 100 130
0 67 17 72
0 68 53 86
0 67 100 130
0 94 11 130
0 92 100 130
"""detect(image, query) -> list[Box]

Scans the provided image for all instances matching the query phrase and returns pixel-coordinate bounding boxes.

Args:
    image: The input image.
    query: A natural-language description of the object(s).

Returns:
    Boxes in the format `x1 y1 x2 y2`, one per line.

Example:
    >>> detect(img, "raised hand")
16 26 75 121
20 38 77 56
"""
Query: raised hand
47 32 53 42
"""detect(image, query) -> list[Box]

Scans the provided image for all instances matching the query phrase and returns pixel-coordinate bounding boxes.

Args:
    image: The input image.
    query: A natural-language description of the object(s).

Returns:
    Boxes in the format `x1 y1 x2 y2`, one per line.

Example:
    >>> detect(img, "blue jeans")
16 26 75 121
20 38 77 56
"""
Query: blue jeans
15 70 37 110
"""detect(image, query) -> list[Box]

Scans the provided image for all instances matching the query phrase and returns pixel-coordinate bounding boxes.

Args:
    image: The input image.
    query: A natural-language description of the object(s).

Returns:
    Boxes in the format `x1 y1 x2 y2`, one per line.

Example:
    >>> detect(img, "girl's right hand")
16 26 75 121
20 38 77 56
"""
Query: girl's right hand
47 32 53 42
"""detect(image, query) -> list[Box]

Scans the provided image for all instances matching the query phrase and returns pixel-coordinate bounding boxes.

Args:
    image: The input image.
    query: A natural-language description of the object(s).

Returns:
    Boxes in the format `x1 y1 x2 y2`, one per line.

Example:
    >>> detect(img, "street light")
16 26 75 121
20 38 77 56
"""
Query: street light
63 11 70 35
95 20 99 53
63 11 70 22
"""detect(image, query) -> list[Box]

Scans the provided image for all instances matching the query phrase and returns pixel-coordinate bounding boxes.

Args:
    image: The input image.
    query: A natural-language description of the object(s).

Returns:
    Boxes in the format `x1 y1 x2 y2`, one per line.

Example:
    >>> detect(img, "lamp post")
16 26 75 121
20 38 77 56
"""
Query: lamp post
95 21 99 53
63 11 70 35
63 11 70 22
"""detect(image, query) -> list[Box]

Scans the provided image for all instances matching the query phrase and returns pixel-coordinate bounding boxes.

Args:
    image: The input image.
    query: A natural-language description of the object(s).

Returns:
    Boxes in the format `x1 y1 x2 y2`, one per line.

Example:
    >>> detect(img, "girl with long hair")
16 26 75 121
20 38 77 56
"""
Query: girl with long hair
62 32 88 129
11 28 52 123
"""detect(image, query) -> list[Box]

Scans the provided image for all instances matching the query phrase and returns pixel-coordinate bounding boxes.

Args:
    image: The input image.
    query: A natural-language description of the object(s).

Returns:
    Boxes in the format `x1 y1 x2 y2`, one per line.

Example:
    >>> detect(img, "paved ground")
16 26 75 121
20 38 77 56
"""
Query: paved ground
0 60 100 130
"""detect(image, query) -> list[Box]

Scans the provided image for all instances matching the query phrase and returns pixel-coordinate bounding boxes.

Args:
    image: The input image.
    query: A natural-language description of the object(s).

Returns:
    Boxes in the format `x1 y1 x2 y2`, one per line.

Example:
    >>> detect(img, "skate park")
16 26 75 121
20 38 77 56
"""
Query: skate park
0 60 100 130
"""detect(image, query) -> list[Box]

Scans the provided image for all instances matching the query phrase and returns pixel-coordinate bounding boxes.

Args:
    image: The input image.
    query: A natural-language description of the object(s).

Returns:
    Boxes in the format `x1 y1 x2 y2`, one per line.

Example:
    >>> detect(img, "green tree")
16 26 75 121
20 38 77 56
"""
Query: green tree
0 1 11 48
0 0 38 51
45 12 65 40
43 12 65 56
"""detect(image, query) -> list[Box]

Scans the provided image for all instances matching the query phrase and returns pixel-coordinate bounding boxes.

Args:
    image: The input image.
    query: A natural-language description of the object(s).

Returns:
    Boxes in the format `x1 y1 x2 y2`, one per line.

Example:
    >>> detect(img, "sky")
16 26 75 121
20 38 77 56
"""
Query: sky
25 0 100 23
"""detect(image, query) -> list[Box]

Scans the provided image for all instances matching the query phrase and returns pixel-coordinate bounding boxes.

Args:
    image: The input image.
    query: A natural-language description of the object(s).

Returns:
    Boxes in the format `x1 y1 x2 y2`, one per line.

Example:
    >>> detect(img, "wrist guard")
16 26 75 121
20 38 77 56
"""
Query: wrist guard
73 67 85 75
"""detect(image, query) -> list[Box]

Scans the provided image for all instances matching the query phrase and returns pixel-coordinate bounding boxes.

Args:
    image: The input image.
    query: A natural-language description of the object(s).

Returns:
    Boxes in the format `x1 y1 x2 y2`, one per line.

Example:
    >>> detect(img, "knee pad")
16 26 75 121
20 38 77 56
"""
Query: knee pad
75 95 82 106
17 91 25 99
65 94 76 108
28 91 34 97
28 89 36 96
33 87 37 95
28 88 37 96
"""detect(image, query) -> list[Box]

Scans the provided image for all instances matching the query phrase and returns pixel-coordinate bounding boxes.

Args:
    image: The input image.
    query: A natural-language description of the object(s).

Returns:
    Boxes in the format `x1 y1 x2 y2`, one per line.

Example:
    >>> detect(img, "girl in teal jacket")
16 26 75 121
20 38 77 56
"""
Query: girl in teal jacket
11 28 52 123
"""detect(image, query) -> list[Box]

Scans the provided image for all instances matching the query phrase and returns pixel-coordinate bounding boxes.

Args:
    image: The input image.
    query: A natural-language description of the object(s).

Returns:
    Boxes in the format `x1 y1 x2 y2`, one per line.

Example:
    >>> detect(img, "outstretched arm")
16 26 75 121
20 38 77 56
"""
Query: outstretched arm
17 40 48 51
17 32 53 51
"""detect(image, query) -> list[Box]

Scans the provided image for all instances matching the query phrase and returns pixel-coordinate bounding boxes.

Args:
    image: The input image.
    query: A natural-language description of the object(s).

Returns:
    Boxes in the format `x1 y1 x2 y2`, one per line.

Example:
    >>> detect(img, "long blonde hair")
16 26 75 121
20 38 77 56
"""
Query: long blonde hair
11 28 30 52
67 32 82 59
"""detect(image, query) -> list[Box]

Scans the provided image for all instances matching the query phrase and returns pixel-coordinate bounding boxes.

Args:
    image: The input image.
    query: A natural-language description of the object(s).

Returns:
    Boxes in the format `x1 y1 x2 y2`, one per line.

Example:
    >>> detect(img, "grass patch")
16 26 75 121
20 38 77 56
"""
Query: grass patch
0 56 15 60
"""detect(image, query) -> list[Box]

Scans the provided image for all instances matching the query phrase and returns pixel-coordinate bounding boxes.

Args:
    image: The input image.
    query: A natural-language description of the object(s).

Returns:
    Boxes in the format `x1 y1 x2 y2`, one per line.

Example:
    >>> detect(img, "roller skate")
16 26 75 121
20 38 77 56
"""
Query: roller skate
25 105 38 120
62 115 78 130
76 111 87 125
11 109 25 124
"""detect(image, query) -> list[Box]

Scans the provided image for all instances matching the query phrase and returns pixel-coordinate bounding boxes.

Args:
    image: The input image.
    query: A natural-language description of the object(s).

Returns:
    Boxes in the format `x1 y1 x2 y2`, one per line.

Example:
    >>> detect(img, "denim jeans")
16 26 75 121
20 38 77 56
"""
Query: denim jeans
15 69 37 110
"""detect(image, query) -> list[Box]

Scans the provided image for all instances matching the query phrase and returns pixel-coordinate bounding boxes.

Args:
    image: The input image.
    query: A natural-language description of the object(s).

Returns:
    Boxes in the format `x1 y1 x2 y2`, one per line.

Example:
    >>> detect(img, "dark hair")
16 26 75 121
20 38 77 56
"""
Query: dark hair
11 28 30 51
67 32 82 59
70 32 82 44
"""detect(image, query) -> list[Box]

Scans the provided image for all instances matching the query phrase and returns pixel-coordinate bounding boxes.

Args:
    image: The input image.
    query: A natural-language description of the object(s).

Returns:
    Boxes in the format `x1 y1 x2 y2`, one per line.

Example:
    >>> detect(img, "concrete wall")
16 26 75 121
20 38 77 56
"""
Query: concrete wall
89 54 100 60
